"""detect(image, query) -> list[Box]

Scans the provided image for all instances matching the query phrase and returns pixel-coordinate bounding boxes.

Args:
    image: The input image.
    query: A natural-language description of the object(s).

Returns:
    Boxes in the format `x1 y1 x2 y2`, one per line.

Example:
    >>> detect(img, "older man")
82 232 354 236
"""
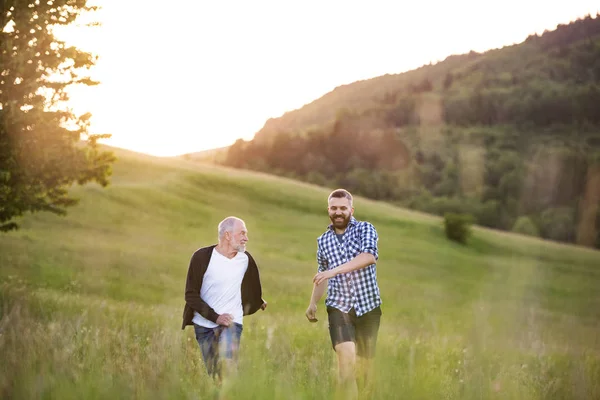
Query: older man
182 216 267 383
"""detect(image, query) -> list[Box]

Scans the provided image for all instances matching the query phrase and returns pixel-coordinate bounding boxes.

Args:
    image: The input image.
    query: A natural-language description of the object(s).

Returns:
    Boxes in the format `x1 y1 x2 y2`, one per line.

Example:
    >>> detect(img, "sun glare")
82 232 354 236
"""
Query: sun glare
53 0 600 157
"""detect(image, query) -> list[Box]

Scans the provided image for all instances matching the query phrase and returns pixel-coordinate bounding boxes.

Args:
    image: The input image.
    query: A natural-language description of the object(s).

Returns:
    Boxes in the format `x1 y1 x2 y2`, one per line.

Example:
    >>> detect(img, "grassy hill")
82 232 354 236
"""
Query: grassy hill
1 147 599 399
179 146 229 164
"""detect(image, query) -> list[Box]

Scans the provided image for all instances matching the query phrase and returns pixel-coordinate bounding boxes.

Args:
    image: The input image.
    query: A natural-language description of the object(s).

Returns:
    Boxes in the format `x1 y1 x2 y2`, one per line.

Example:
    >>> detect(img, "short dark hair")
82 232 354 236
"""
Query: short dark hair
328 188 353 205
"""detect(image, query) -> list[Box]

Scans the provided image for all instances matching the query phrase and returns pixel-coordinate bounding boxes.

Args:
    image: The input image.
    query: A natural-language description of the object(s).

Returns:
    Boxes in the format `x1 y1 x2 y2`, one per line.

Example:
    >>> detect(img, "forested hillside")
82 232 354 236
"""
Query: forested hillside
221 14 600 248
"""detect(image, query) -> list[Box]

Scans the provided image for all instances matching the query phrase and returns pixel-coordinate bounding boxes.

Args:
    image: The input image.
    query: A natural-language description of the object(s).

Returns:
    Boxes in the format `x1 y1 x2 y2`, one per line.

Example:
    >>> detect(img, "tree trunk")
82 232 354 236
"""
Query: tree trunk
576 164 600 247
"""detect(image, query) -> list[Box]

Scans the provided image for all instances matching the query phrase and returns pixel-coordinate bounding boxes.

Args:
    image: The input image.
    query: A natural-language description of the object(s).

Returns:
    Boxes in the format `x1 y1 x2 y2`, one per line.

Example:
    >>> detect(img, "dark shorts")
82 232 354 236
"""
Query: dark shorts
327 306 382 358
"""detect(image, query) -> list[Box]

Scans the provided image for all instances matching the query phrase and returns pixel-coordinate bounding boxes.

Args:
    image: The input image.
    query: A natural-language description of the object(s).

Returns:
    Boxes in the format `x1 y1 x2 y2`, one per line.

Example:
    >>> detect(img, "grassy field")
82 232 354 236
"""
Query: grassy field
1 147 599 399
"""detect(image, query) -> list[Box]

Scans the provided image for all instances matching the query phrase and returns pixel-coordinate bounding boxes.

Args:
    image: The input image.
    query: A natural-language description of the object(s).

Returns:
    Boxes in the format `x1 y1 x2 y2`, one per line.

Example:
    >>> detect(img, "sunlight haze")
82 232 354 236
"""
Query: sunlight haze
58 0 600 156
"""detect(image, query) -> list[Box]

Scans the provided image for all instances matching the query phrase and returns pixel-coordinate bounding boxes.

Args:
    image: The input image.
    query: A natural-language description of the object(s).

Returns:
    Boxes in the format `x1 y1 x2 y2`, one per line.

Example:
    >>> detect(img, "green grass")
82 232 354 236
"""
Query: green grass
1 147 599 399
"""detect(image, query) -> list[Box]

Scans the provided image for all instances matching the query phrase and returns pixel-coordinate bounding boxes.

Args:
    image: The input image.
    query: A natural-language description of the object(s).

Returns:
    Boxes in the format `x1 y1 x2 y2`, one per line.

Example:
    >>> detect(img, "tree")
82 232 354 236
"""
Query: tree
538 207 576 242
1 1 114 231
443 72 453 90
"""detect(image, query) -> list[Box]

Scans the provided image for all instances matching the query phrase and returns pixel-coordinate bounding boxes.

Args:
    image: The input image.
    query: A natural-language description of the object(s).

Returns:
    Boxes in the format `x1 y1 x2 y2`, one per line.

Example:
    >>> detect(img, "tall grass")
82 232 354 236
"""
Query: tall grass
1 148 599 399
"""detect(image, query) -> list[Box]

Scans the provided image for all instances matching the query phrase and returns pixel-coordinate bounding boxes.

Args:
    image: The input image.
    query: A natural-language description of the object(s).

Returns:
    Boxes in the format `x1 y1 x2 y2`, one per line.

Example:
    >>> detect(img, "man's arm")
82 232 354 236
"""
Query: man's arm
242 252 267 314
184 253 220 323
313 252 376 285
306 245 328 322
313 222 379 286
306 280 327 322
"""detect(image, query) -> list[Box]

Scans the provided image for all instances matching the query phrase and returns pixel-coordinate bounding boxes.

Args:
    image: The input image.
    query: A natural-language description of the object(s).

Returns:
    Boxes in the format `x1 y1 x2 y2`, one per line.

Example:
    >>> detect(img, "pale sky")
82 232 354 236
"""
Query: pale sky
58 1 600 156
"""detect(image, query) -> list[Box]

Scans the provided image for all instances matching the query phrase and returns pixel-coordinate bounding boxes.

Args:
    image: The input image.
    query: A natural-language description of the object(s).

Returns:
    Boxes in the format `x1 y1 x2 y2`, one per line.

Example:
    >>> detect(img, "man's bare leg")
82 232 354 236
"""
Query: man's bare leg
334 341 357 400
356 356 375 397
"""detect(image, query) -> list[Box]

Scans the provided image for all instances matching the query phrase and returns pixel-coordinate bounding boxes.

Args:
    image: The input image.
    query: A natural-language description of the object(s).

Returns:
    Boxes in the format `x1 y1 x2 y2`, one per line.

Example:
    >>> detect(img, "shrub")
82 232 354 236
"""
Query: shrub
512 216 541 237
444 213 474 244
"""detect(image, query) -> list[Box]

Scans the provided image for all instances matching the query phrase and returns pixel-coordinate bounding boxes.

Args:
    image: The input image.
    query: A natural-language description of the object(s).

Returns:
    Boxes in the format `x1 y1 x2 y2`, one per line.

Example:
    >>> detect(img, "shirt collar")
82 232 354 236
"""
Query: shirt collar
327 216 358 232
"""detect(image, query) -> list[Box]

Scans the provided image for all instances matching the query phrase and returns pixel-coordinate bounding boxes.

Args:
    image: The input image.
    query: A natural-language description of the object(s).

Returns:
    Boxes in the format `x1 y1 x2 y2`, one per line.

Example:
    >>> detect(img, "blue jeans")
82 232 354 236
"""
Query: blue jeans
194 323 243 378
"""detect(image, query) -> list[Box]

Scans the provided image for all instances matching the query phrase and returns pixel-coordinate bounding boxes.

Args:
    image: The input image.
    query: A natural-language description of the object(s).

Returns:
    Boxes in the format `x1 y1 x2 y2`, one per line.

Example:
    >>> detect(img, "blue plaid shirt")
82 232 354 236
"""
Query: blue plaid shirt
317 216 382 316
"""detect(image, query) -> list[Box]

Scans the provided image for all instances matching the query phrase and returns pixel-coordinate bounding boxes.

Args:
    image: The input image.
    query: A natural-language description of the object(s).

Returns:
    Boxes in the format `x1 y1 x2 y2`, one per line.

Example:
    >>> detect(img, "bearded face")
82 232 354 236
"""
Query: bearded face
231 236 246 253
328 196 353 231
229 221 248 252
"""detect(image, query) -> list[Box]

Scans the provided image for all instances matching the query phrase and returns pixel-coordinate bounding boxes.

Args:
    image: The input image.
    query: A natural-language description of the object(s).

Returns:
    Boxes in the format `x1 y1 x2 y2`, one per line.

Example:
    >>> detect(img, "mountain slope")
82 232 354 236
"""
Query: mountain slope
252 14 600 141
220 14 600 249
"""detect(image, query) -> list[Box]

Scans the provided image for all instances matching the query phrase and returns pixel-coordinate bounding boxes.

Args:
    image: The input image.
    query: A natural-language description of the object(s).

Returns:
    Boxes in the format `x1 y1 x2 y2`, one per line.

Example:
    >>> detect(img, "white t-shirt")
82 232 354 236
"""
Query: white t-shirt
192 249 249 328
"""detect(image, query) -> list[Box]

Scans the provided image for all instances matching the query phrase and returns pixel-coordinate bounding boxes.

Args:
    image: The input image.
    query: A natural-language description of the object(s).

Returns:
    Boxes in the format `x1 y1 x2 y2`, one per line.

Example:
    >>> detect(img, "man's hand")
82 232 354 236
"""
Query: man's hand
313 270 334 286
260 301 268 311
305 303 318 323
216 313 234 327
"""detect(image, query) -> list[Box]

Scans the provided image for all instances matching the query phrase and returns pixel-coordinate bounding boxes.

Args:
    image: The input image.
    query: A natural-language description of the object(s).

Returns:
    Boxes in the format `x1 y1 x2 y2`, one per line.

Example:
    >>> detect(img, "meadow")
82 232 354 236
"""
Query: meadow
1 147 599 399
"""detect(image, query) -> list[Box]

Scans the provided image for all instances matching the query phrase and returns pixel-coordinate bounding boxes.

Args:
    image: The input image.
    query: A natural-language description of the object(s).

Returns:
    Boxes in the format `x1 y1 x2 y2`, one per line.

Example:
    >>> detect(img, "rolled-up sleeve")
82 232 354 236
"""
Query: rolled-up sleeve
317 245 328 272
360 222 379 260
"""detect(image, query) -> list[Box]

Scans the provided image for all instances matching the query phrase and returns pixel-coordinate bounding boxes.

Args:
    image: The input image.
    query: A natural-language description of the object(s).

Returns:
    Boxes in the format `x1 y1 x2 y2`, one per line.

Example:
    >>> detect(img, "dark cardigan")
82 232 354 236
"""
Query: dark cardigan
181 245 264 329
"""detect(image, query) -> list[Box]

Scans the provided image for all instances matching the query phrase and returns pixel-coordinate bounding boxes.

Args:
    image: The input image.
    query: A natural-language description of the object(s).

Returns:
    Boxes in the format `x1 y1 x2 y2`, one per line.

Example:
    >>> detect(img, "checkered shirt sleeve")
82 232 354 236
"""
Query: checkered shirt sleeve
316 218 382 316
317 247 328 273
359 221 378 260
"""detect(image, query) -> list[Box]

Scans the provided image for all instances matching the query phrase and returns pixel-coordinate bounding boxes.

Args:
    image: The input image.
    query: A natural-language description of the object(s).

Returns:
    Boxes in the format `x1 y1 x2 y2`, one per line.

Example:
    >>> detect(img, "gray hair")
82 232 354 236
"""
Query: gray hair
218 216 244 239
